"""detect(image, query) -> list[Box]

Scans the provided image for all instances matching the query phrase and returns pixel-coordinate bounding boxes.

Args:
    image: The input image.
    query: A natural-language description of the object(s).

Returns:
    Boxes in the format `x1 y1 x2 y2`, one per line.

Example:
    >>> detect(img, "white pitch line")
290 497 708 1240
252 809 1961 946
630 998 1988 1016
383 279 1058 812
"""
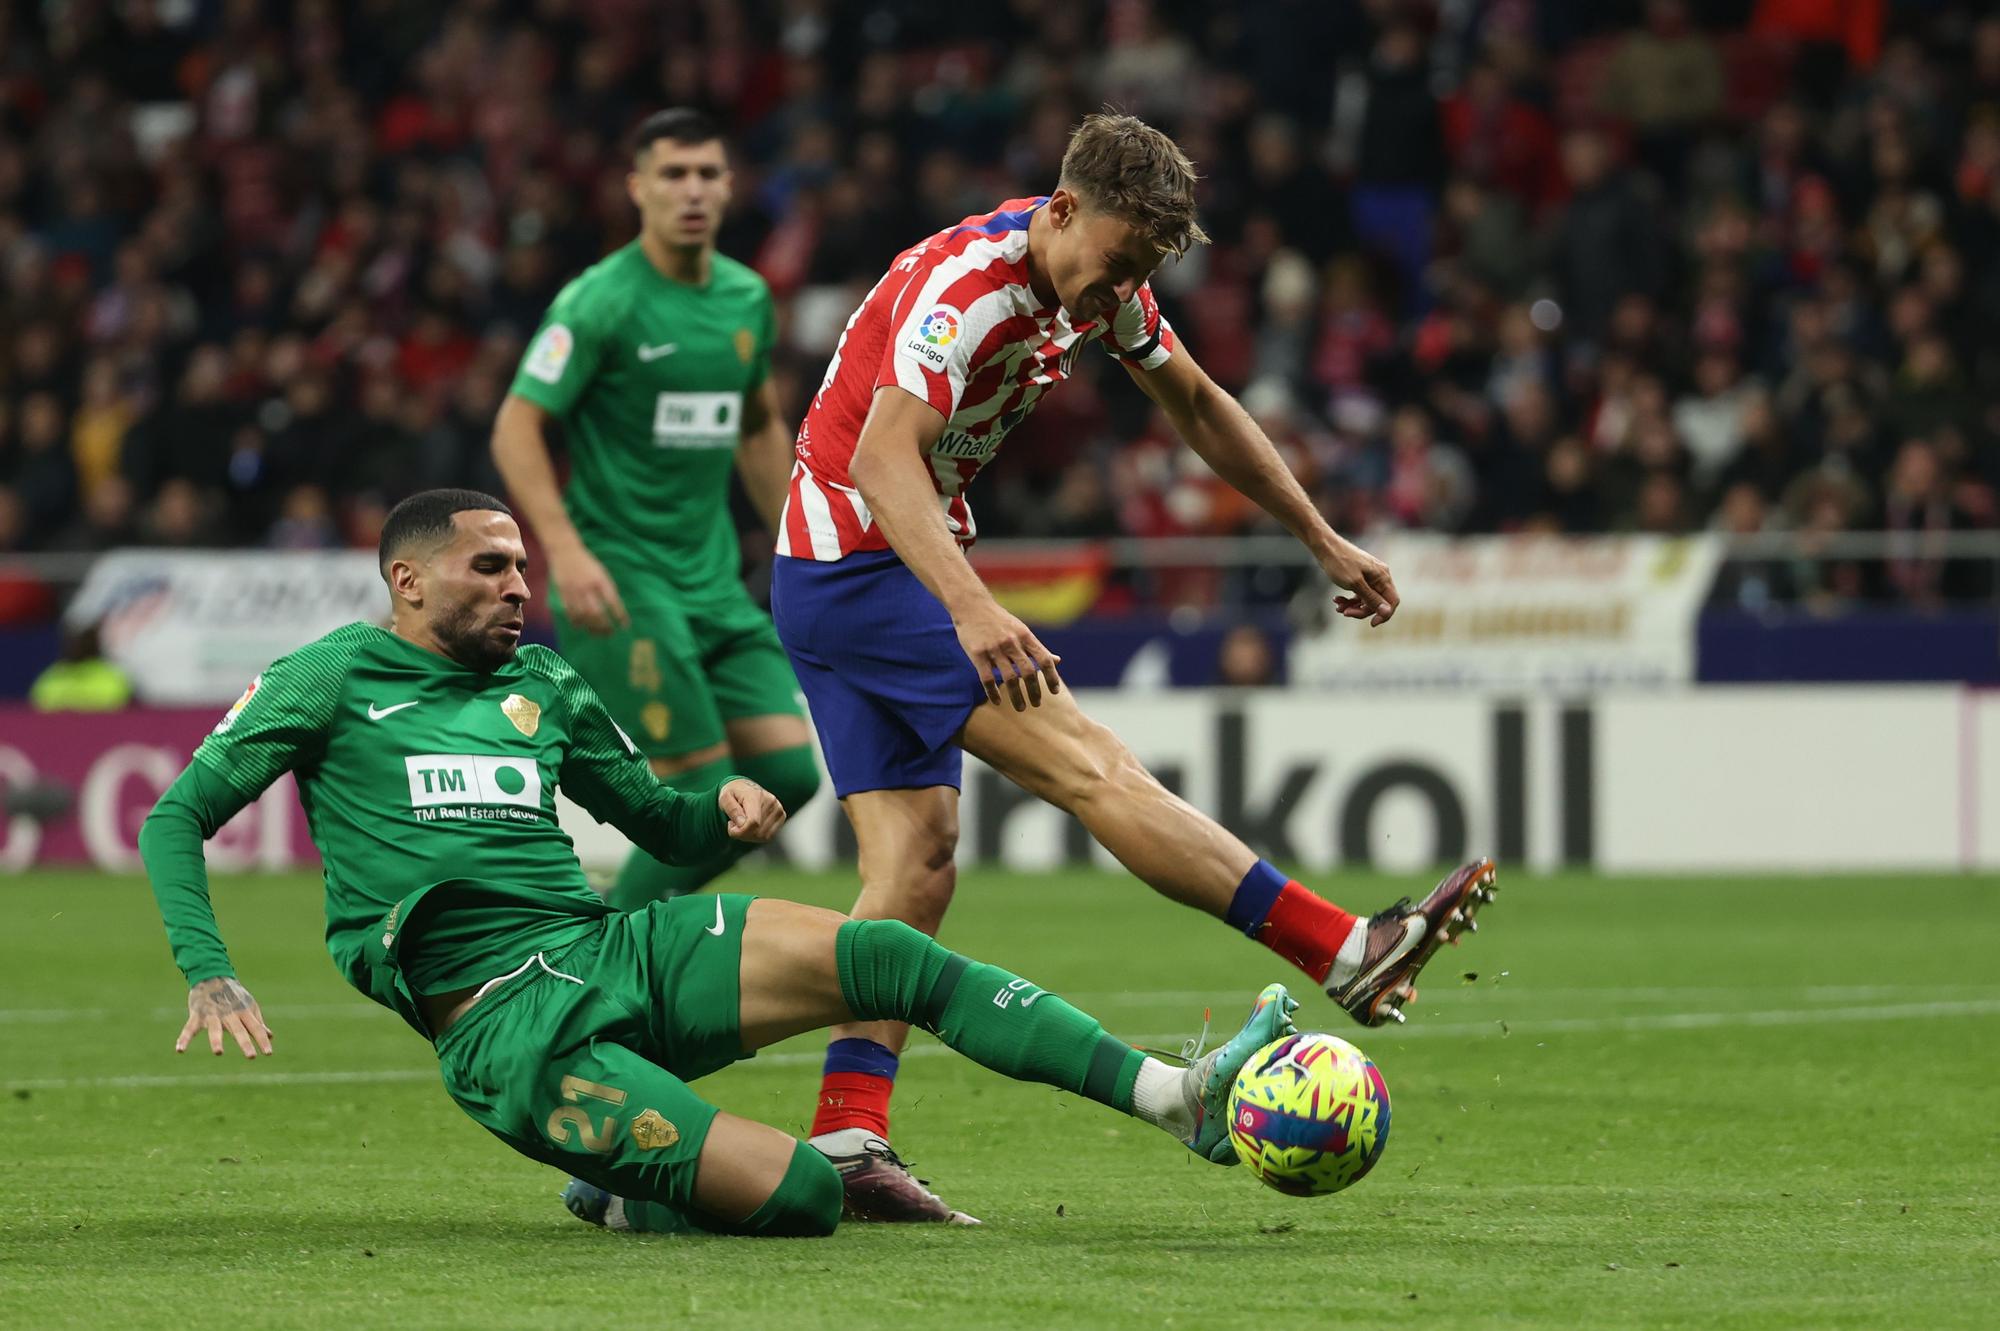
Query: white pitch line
6 999 1998 1094
0 1002 394 1026
6 983 1996 1026
1058 982 2000 1007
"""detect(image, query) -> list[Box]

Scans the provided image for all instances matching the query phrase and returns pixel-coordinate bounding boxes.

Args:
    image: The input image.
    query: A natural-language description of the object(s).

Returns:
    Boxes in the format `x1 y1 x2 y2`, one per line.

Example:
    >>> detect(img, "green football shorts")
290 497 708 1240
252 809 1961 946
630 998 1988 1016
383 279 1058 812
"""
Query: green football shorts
433 893 754 1211
551 584 805 762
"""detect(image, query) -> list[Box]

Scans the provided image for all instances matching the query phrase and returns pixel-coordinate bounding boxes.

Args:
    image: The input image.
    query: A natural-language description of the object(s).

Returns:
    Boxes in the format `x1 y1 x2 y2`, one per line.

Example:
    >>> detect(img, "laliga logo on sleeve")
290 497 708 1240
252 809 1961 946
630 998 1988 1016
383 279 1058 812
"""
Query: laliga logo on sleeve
524 324 574 383
919 309 960 345
904 307 961 368
212 675 261 734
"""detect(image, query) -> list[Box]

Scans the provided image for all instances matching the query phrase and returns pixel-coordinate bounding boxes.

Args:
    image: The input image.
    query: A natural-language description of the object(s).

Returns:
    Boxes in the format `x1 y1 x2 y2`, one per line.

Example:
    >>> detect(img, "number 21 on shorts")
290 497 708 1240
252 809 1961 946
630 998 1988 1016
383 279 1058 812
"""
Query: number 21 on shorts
545 1074 627 1154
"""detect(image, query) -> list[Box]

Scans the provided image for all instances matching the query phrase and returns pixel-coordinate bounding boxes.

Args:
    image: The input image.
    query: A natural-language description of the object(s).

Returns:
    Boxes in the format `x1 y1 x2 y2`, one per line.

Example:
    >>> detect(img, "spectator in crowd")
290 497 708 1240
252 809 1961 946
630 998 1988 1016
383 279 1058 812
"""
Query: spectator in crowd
1708 481 1797 611
28 621 133 712
1881 436 1992 604
1599 0 1725 187
1216 623 1282 689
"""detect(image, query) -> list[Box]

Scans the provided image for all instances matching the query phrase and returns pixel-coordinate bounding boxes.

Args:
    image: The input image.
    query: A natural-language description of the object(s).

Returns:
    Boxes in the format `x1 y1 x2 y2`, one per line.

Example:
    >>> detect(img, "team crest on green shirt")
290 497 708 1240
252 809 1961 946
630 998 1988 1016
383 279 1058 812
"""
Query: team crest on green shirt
501 693 541 737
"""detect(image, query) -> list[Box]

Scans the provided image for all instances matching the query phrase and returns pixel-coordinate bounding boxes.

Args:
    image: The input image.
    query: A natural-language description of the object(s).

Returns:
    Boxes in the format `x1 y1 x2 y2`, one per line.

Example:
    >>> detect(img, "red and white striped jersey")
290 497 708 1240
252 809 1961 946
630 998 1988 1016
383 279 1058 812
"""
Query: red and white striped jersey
777 196 1178 561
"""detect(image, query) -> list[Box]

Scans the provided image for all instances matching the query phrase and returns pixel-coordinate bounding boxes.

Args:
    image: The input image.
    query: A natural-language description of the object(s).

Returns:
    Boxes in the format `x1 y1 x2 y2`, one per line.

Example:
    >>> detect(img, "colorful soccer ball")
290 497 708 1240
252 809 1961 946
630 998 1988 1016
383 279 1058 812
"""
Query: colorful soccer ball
1227 1031 1391 1197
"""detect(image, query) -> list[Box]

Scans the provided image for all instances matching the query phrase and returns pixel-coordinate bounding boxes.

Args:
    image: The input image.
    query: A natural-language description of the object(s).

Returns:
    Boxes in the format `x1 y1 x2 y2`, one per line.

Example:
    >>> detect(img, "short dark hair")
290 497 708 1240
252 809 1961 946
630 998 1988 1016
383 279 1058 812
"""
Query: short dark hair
378 488 512 578
631 108 724 160
1058 112 1210 258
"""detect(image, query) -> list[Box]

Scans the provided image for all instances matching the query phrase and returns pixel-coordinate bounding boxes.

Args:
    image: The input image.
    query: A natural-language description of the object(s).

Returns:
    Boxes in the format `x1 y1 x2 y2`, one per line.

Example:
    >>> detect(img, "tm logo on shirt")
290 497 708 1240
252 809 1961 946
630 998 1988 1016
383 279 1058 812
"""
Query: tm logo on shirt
652 392 741 449
405 754 544 822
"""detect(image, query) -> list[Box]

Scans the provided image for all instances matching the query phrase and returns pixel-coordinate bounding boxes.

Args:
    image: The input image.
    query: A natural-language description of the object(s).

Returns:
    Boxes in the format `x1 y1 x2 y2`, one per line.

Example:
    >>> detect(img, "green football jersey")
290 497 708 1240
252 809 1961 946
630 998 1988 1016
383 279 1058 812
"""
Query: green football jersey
155 622 733 1032
509 242 776 604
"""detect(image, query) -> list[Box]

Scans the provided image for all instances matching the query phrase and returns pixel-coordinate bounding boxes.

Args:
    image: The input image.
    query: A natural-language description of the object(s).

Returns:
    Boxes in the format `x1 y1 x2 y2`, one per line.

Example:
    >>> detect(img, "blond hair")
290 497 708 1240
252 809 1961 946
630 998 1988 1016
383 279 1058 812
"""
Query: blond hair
1058 112 1211 258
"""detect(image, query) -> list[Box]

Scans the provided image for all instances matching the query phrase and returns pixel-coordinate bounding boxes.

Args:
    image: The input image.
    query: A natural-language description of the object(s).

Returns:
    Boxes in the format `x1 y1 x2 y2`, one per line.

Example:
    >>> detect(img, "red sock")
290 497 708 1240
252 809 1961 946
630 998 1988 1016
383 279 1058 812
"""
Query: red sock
811 1072 894 1140
1254 883 1360 984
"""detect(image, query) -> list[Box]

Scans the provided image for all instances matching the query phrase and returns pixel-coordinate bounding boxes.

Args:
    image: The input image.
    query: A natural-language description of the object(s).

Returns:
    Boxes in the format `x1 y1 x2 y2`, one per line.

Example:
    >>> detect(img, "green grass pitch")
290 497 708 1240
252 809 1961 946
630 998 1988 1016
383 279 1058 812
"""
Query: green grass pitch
4 867 1997 1329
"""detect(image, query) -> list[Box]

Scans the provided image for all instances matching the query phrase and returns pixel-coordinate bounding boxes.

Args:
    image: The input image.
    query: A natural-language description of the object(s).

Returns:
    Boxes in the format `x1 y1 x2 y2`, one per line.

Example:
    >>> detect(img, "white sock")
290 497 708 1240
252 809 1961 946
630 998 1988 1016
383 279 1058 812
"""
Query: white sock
603 1194 631 1232
1324 917 1370 988
1130 1056 1197 1141
809 1126 887 1154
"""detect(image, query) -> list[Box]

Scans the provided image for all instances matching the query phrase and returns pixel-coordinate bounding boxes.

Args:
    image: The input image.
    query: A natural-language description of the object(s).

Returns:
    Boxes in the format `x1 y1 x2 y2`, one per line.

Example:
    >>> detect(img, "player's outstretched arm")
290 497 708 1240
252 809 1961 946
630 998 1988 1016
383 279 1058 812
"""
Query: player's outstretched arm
848 386 1063 709
138 649 335 1059
490 394 628 634
139 762 274 1059
550 655 786 858
1127 348 1400 626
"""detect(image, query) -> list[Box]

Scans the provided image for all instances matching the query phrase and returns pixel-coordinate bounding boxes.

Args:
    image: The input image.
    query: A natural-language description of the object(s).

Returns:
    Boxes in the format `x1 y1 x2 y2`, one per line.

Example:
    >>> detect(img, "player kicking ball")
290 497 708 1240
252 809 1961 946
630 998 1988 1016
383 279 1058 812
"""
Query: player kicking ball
771 112 1498 1222
491 108 820 911
138 489 1308 1237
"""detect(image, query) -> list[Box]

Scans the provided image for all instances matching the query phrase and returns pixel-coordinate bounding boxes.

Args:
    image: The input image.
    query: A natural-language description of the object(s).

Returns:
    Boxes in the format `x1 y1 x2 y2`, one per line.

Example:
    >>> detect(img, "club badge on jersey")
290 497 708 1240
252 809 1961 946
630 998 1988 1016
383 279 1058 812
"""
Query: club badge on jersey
501 693 541 737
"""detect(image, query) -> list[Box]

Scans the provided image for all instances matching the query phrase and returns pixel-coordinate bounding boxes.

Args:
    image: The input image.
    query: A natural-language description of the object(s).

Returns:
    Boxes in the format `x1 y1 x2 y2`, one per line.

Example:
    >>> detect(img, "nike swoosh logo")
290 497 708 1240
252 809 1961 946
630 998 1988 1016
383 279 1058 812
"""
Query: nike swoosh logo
637 342 679 362
366 701 420 720
705 898 726 937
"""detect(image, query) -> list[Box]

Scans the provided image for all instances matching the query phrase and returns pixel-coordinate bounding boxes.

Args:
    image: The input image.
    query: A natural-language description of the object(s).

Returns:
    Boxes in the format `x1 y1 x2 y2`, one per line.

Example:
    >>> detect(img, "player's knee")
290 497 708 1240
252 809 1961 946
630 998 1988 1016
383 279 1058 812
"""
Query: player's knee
735 1140 842 1238
835 916 952 1025
915 800 960 862
870 802 959 889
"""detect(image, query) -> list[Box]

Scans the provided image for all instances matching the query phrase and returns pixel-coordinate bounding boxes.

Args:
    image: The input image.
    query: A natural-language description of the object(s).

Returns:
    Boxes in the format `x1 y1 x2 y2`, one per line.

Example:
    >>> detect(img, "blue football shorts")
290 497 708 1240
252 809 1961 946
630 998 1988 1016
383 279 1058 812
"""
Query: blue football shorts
770 550 988 798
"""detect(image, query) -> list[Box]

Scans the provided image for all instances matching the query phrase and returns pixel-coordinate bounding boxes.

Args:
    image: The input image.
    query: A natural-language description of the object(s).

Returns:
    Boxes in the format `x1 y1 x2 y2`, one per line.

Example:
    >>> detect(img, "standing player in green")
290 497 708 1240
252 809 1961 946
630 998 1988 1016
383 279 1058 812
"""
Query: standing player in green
138 488 1303 1236
491 109 818 911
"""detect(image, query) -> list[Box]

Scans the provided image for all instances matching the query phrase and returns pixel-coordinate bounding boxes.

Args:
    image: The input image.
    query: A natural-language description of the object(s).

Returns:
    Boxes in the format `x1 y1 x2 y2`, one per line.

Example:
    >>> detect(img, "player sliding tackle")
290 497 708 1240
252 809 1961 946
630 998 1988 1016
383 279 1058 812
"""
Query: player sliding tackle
137 489 1306 1237
773 112 1498 1222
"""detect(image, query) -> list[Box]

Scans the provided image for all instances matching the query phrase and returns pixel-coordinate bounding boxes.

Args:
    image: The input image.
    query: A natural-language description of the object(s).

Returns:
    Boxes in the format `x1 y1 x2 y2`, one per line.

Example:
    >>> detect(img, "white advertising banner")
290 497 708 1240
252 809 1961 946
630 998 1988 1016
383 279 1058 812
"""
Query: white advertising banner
560 685 1990 875
2 688 1986 873
1289 534 1725 691
65 550 385 704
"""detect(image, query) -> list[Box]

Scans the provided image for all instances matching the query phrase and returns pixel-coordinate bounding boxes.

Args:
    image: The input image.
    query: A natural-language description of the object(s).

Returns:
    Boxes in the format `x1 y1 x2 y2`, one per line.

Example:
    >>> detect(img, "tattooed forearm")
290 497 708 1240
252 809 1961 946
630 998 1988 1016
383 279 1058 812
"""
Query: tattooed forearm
189 977 257 1017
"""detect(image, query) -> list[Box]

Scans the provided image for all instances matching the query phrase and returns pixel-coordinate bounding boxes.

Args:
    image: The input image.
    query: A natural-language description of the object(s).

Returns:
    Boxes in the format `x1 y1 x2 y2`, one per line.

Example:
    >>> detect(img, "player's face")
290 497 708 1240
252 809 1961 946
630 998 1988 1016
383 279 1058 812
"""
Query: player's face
628 138 732 250
1045 192 1163 324
425 512 530 672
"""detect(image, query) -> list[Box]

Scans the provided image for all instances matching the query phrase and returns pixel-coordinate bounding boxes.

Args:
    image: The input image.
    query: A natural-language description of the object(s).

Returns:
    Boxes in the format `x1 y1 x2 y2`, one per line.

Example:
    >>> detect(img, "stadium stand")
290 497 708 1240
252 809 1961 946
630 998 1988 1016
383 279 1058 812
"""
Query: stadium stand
0 0 1995 610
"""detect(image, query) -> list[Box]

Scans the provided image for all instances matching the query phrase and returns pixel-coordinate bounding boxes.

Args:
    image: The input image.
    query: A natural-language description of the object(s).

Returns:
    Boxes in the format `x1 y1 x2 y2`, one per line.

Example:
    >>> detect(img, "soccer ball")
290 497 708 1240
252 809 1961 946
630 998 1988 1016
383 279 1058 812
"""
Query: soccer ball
1227 1031 1391 1197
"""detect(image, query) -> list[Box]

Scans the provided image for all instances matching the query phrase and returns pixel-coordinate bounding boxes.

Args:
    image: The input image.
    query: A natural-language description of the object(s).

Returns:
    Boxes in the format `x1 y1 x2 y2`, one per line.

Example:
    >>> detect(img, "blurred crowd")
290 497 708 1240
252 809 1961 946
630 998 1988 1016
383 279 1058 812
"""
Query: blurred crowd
3 0 1999 610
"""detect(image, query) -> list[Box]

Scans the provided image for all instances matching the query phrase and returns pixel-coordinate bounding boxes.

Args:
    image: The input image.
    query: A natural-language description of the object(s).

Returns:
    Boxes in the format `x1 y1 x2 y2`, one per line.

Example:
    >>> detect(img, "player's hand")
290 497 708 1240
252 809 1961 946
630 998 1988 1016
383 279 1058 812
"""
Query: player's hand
176 976 274 1059
953 597 1062 710
719 778 786 843
1319 535 1399 627
552 545 629 635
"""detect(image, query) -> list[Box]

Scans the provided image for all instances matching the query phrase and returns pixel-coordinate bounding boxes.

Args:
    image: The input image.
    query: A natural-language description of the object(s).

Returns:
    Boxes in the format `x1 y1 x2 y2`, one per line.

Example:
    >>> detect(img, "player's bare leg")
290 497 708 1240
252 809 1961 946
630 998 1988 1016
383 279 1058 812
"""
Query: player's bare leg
806 786 975 1223
575 897 1303 1233
960 688 1497 1025
724 714 818 765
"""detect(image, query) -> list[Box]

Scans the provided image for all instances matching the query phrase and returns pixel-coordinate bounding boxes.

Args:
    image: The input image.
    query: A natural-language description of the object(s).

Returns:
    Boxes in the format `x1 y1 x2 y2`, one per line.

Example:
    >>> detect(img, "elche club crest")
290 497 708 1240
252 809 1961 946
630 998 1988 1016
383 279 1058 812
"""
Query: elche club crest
501 693 540 737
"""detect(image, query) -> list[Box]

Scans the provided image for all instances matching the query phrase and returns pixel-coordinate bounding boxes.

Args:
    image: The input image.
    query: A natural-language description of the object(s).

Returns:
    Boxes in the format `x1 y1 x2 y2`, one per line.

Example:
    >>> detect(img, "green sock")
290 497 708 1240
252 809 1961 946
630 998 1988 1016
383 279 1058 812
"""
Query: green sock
738 744 821 822
609 1140 839 1238
835 918 1147 1114
608 746 821 911
615 1197 699 1234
